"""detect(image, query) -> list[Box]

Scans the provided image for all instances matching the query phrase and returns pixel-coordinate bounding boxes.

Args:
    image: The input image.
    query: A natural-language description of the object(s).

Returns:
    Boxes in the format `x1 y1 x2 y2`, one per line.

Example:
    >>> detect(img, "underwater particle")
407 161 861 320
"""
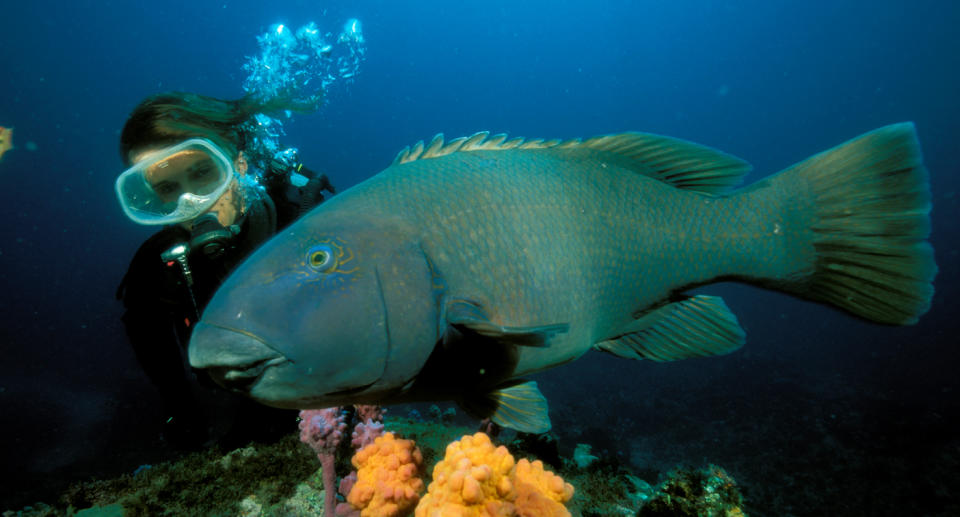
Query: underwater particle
0 126 13 161
25 140 38 151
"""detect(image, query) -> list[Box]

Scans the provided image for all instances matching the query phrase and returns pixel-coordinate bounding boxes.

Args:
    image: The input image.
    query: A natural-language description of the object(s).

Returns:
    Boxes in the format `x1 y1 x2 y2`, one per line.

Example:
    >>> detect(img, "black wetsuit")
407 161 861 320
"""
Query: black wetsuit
116 171 332 447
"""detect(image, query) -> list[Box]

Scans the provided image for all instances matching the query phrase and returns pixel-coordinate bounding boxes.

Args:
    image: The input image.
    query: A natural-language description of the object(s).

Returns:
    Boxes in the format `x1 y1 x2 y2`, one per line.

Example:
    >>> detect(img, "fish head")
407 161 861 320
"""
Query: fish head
188 206 439 408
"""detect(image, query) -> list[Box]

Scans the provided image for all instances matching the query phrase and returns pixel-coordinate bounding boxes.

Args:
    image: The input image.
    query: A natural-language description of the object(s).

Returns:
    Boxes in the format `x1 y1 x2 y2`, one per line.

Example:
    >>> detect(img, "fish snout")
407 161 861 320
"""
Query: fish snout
188 321 286 392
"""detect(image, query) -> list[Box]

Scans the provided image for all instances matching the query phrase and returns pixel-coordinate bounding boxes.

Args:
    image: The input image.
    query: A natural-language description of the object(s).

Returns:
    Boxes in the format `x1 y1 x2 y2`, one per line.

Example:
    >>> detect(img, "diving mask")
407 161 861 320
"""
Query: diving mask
116 138 236 225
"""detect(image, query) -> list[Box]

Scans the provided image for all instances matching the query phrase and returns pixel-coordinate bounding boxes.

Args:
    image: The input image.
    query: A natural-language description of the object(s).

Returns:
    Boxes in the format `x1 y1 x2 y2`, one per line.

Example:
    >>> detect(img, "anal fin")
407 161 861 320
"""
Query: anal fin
594 295 745 361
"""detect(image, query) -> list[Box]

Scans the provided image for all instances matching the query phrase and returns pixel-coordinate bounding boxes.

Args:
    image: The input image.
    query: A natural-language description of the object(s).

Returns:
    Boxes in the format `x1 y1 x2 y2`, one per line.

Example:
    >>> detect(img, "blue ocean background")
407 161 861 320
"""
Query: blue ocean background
1 1 958 515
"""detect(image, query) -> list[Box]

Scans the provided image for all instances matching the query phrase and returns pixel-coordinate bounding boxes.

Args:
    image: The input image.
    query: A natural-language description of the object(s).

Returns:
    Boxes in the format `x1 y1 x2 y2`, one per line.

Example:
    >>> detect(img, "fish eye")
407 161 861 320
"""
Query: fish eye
307 245 334 271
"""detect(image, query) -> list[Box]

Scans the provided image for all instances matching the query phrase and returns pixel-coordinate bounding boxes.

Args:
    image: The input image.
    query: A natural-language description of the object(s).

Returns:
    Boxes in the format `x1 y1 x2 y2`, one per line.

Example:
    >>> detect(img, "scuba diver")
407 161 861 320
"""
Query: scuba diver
114 92 335 448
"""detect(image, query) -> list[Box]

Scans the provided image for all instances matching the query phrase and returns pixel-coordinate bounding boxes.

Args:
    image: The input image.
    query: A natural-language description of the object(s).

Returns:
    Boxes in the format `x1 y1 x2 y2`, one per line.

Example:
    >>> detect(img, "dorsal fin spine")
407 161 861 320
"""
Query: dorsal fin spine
424 134 444 156
389 131 753 194
462 131 489 150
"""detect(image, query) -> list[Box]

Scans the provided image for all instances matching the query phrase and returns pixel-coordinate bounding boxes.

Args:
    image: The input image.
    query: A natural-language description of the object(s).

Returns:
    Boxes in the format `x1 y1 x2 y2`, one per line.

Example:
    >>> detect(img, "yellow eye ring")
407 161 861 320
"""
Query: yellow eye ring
307 244 335 271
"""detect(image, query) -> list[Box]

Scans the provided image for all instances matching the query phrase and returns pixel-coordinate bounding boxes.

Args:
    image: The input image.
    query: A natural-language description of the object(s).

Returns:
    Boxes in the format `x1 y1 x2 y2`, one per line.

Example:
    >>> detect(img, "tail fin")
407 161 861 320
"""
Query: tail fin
769 123 936 325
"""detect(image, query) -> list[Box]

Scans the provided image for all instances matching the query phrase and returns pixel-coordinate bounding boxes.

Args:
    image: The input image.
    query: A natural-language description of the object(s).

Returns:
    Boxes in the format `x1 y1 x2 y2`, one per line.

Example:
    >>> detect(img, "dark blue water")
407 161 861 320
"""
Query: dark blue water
1 1 957 514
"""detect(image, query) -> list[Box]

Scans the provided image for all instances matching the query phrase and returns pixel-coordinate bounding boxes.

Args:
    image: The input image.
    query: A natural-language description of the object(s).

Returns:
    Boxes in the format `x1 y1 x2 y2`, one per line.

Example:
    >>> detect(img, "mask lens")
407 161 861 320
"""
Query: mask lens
145 150 223 202
116 139 235 225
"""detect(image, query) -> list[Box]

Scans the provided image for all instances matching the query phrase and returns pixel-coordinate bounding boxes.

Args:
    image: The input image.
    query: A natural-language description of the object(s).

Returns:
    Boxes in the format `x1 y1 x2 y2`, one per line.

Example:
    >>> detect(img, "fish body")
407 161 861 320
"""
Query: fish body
189 124 935 432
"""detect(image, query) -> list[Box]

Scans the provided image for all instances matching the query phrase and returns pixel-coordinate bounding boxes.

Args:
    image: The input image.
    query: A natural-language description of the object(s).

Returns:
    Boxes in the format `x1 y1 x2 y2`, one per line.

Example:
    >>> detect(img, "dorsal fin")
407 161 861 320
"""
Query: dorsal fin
392 131 752 194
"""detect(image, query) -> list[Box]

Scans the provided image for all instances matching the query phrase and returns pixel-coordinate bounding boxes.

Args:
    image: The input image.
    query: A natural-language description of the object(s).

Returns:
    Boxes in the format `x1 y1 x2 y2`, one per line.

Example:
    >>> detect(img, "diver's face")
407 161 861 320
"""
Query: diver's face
144 149 223 204
195 179 243 228
129 148 248 228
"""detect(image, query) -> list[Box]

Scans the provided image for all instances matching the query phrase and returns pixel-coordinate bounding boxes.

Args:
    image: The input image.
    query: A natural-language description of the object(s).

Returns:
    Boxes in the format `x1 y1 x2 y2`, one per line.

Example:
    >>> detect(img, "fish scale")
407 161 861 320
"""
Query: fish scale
346 148 778 374
189 124 935 433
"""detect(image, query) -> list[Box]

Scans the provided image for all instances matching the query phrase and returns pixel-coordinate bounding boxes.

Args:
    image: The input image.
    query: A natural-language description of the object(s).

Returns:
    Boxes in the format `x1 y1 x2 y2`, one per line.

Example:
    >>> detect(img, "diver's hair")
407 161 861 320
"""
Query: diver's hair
119 91 318 165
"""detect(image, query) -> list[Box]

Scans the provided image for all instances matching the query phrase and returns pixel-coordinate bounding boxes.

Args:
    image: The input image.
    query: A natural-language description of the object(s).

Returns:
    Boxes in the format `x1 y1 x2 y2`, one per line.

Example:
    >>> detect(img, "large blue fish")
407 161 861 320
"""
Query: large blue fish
189 124 935 432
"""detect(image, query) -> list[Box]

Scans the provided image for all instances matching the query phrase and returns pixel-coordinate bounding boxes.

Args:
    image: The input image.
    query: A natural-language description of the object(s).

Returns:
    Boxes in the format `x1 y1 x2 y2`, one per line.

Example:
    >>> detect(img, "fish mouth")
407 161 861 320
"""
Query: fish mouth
188 321 288 393
213 355 288 392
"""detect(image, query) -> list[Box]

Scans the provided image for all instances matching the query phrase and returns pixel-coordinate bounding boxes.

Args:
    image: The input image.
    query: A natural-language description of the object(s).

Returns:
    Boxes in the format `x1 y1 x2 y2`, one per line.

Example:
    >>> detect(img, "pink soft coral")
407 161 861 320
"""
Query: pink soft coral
299 407 348 516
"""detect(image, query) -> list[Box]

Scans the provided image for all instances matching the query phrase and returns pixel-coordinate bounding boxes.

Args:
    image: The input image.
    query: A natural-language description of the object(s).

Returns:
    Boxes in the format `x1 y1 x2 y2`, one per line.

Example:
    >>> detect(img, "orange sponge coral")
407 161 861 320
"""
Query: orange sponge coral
514 459 574 517
415 432 574 517
415 432 516 517
347 432 425 517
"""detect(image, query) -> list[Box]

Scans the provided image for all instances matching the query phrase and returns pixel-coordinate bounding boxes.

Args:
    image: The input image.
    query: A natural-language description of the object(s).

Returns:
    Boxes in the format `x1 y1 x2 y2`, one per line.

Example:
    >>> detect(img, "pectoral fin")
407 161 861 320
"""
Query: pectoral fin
594 295 745 361
444 298 569 347
460 380 552 434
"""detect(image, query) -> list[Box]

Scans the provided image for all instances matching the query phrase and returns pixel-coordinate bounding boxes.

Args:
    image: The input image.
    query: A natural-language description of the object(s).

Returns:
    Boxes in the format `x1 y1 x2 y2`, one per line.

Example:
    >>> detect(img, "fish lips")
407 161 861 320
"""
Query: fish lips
188 321 288 394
